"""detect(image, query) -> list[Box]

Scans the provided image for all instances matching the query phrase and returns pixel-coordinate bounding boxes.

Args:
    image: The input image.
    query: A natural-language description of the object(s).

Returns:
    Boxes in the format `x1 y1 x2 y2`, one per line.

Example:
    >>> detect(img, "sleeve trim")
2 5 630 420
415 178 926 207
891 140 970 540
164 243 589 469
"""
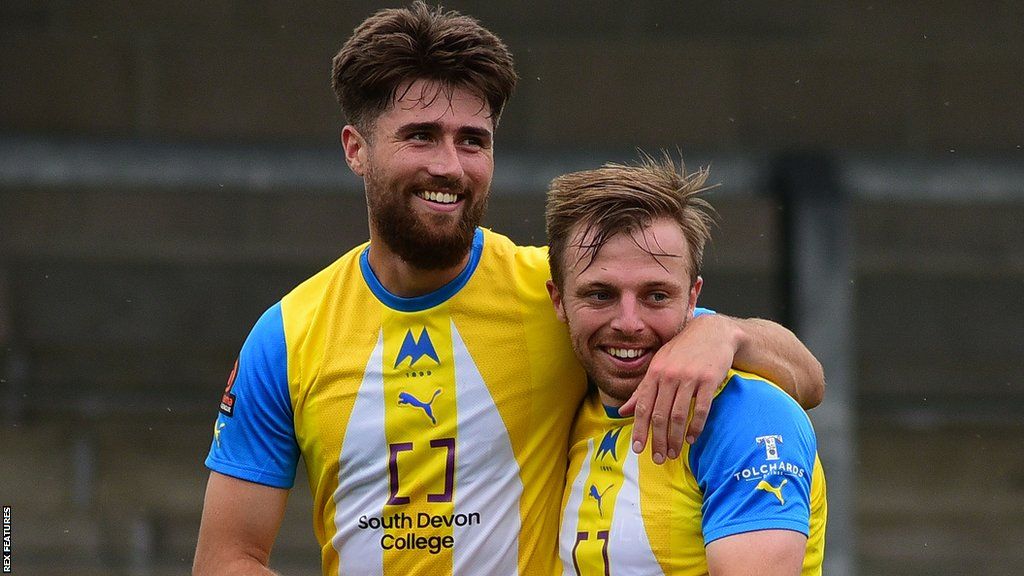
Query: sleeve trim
704 519 809 545
206 454 295 489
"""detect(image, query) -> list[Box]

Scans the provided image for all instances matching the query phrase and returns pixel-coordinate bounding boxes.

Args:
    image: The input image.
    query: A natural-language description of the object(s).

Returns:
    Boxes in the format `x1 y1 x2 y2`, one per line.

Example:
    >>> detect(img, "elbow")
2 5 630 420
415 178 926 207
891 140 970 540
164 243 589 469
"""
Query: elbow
192 548 223 576
192 556 211 576
193 545 266 576
802 358 825 409
193 555 271 576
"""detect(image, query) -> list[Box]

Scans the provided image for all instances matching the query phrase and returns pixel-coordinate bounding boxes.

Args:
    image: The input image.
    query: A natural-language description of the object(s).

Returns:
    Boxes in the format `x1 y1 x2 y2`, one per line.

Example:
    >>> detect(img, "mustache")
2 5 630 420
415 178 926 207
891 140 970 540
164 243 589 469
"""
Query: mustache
408 176 467 195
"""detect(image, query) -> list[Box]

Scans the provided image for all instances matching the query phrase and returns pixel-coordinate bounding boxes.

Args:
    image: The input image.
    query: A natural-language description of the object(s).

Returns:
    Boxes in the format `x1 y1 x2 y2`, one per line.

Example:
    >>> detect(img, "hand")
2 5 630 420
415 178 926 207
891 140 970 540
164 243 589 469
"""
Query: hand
618 314 740 463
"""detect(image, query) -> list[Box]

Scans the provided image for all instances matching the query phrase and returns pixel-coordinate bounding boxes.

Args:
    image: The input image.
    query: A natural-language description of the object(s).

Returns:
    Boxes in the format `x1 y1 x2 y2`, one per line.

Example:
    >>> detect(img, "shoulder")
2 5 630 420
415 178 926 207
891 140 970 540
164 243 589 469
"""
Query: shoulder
479 228 550 274
691 370 817 479
713 370 810 424
476 227 553 303
241 302 287 360
281 241 368 330
285 241 368 304
689 372 819 543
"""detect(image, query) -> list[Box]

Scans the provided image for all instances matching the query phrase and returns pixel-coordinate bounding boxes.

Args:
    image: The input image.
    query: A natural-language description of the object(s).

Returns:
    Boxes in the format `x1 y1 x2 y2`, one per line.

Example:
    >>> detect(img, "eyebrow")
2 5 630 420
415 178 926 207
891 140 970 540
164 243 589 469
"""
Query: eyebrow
397 122 493 140
574 279 683 292
460 126 493 142
575 280 614 291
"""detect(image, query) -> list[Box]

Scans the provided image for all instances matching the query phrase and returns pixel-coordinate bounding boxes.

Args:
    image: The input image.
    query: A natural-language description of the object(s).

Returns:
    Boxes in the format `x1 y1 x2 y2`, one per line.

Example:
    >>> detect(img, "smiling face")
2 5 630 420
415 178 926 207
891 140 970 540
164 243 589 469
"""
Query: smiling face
548 217 702 406
343 78 495 271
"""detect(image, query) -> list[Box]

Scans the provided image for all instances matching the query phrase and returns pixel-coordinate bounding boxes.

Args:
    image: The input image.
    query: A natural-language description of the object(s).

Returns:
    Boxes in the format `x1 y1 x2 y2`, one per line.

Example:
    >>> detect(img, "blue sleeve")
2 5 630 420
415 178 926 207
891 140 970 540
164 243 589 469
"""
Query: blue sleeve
205 302 299 488
694 307 714 318
689 373 816 544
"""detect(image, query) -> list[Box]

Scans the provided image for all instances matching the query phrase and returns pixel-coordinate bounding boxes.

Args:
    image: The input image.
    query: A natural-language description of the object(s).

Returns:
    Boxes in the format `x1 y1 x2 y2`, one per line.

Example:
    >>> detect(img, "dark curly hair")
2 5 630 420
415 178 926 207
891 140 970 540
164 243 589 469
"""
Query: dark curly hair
332 1 518 132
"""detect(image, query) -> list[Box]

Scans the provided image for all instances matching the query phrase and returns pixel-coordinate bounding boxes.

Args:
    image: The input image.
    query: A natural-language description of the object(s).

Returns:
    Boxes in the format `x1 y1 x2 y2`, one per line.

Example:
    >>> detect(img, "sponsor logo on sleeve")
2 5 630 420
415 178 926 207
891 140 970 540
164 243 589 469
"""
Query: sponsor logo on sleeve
756 434 783 460
732 434 807 503
219 358 239 417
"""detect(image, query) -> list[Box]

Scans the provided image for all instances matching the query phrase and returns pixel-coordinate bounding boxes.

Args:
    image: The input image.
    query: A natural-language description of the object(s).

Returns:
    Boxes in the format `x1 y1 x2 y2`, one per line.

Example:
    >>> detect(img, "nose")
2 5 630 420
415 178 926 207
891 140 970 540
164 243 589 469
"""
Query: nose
427 138 465 181
609 294 645 334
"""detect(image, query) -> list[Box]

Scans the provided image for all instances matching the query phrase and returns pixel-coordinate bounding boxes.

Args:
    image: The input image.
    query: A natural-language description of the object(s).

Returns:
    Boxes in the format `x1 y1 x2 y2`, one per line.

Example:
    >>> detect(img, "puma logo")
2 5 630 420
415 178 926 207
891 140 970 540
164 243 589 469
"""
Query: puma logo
756 478 788 504
213 421 226 448
588 483 614 517
398 389 443 424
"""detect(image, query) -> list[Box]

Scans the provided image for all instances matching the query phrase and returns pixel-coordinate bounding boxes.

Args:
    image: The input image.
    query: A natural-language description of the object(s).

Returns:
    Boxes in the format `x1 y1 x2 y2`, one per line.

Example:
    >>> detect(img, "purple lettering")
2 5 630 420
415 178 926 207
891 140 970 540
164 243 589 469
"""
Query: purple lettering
388 442 414 505
428 438 456 503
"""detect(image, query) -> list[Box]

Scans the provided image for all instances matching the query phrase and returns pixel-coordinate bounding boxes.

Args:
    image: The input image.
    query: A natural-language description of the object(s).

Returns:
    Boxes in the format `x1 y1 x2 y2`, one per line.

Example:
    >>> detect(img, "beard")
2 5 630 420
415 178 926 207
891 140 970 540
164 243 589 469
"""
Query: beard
365 165 488 271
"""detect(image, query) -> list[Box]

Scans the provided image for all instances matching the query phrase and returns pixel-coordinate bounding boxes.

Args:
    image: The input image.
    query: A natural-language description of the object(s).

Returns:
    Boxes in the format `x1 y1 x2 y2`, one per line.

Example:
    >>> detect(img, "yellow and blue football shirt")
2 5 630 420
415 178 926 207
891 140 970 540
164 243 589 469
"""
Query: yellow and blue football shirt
206 228 587 575
560 370 827 575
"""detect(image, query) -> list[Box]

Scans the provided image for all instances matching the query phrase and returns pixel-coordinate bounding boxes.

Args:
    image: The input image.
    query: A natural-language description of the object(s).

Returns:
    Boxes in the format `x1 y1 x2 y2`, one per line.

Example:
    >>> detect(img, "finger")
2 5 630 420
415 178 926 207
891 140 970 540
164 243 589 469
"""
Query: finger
666 386 693 459
685 379 717 444
647 376 679 465
626 374 657 454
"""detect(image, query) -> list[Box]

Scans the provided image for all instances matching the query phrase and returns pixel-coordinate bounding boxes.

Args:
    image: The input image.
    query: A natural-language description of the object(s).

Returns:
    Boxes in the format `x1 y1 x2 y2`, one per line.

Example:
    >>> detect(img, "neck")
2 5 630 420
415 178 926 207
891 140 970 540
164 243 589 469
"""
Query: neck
598 389 627 411
366 232 472 298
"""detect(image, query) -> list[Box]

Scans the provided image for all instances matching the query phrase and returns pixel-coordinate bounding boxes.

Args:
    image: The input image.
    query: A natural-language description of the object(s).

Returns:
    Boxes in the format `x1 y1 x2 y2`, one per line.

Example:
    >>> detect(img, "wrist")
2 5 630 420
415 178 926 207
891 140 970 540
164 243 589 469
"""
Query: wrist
735 317 754 355
706 313 748 358
684 312 748 362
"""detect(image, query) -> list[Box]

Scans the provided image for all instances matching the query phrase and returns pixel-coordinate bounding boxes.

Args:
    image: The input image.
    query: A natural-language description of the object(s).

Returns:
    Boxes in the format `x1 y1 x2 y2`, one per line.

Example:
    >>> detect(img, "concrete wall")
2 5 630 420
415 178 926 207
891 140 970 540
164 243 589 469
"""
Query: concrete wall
2 1 1022 152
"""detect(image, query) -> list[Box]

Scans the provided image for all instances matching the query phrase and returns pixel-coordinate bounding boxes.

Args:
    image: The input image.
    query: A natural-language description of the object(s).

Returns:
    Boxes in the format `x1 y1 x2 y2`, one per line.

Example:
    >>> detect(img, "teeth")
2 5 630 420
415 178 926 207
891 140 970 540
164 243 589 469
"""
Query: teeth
608 347 644 359
418 191 459 204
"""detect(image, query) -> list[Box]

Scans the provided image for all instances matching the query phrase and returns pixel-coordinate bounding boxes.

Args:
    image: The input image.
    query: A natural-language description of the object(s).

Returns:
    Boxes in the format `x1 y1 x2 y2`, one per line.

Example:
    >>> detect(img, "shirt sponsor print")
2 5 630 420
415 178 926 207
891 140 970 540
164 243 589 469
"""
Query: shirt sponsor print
732 434 807 504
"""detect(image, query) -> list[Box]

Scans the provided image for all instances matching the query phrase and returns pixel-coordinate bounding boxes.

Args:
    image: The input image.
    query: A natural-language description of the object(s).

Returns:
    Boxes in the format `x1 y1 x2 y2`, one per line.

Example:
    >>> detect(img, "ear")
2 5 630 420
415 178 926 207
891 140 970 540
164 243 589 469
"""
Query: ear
546 280 568 323
341 125 369 176
688 276 704 318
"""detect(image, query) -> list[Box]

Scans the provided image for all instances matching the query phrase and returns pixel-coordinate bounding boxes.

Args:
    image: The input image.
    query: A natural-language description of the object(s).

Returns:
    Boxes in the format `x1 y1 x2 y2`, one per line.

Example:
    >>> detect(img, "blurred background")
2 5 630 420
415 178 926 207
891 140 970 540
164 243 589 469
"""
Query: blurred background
1 1 1022 574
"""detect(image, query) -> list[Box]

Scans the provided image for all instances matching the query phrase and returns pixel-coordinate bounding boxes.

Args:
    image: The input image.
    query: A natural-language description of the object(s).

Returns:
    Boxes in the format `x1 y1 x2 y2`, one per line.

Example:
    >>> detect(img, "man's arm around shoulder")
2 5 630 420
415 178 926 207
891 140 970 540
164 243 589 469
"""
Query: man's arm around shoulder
723 315 825 409
193 471 289 576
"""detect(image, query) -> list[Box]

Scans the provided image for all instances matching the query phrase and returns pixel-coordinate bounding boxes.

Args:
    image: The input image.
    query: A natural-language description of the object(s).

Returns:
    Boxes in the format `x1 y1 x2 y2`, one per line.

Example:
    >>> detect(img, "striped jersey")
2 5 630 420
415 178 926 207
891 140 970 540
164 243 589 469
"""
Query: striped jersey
560 370 827 575
206 228 586 575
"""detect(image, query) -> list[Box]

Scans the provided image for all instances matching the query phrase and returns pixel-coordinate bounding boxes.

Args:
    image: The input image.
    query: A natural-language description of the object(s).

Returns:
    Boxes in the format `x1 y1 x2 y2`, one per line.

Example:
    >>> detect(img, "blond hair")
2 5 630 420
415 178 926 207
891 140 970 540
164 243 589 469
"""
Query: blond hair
546 153 716 288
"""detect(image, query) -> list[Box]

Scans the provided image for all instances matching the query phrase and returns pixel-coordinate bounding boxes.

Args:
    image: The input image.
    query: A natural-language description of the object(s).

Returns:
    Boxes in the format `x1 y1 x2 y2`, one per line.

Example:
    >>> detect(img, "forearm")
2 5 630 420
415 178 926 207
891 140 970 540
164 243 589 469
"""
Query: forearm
724 316 824 408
